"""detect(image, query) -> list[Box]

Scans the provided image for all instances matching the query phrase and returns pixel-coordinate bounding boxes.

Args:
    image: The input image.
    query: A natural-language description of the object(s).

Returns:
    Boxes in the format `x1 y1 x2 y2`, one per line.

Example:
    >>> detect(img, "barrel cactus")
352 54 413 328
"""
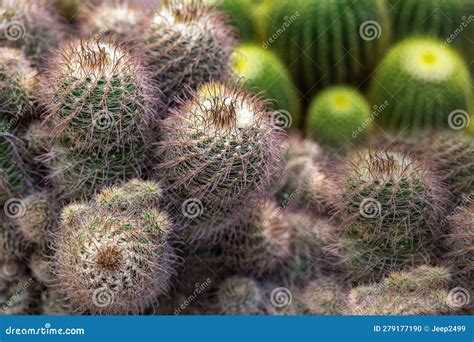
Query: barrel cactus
371 37 471 132
265 0 391 92
144 1 236 117
38 38 156 200
232 44 301 128
294 278 346 315
216 276 268 315
54 179 175 315
306 86 372 146
333 148 448 283
156 81 284 245
0 0 64 66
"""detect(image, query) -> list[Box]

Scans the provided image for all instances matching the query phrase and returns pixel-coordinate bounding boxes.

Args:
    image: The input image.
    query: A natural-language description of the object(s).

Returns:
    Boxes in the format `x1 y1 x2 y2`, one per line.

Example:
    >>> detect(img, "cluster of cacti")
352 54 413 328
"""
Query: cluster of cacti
0 0 472 318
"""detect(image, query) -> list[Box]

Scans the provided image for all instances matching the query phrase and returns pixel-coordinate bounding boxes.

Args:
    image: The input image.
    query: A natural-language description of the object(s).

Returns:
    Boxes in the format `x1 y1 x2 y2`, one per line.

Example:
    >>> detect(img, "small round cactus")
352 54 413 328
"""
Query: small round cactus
265 0 391 92
345 266 455 315
156 81 284 244
371 37 471 132
54 179 175 315
231 44 301 128
0 0 64 66
144 1 236 117
306 86 372 146
294 278 346 315
333 148 448 283
216 276 268 315
0 47 36 122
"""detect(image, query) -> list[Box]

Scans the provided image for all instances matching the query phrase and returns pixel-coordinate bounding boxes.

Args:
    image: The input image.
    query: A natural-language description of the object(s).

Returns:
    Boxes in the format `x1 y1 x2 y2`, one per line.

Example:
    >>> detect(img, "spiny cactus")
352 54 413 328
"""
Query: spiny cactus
216 276 268 315
446 201 473 284
333 148 448 283
306 86 372 146
0 0 64 66
38 38 156 200
0 47 36 122
40 288 72 315
371 37 471 132
388 0 474 69
144 1 236 117
265 0 391 92
294 278 346 315
232 44 301 128
345 266 456 315
156 81 284 244
29 249 52 284
54 179 175 315
81 1 145 41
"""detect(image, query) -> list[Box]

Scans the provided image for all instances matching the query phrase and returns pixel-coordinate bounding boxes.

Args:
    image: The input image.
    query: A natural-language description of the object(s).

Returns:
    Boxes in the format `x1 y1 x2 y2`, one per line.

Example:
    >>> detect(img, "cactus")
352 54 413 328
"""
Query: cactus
294 278 346 315
40 288 72 315
388 0 474 69
0 0 64 66
54 179 175 315
0 47 36 122
265 0 391 92
371 37 471 133
231 44 301 128
306 86 372 146
80 1 145 41
156 81 284 244
333 148 448 283
144 1 236 117
29 249 52 284
38 38 156 200
345 266 455 315
446 201 473 284
0 263 34 315
216 276 268 315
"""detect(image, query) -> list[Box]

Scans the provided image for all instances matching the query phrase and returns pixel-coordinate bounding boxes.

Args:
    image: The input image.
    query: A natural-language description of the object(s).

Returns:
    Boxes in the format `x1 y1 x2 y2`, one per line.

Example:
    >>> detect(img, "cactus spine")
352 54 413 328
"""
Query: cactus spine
216 276 268 315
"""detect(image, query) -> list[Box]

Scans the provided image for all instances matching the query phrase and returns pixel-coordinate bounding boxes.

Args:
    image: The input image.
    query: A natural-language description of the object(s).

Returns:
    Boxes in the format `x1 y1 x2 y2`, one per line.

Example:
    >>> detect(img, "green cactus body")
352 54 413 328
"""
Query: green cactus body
157 82 283 245
265 0 391 92
0 0 64 66
232 44 301 128
371 37 471 132
345 266 455 315
389 0 474 71
216 276 268 315
334 148 448 283
0 47 36 122
39 39 155 200
54 180 175 315
294 279 346 315
306 86 372 146
144 1 236 117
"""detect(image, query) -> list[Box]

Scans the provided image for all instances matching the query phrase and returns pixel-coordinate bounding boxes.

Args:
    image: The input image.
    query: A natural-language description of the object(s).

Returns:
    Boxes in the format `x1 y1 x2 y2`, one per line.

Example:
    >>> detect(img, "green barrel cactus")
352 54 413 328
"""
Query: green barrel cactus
306 86 372 146
333 148 448 283
156 81 284 245
265 0 391 92
371 37 471 132
216 276 268 315
144 1 236 118
54 179 175 315
0 0 64 66
345 266 457 315
38 38 156 200
232 44 301 128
